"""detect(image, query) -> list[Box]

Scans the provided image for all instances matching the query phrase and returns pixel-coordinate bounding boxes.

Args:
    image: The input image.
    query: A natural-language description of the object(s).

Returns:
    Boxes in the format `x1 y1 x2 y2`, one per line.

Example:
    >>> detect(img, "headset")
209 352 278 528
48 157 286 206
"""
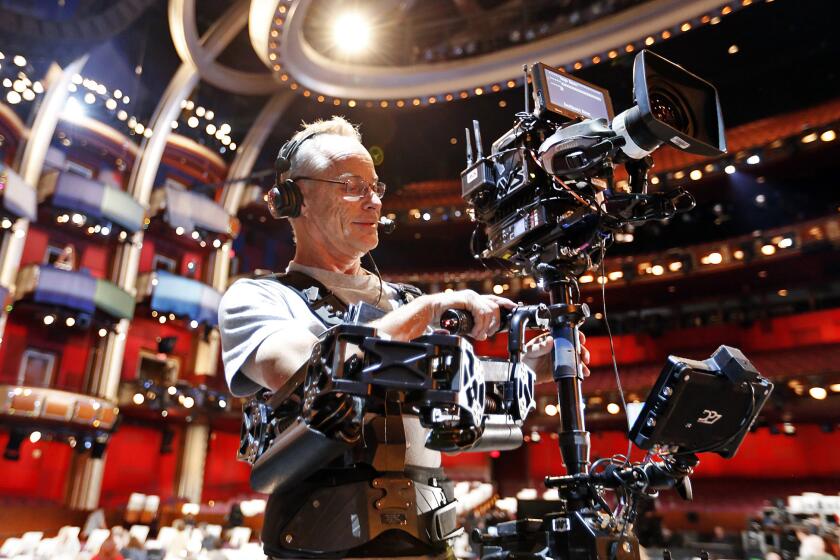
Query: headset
267 130 322 219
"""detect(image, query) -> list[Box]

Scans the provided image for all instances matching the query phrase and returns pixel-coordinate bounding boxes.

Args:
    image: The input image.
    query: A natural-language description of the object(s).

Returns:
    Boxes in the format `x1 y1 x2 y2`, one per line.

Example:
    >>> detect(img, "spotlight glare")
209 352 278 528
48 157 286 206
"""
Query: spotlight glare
30 431 42 443
689 169 703 181
183 396 195 409
746 154 760 165
187 116 199 128
821 130 836 142
809 387 827 400
132 392 145 405
331 12 372 55
724 164 736 174
760 244 776 256
43 315 55 325
544 404 558 416
606 403 620 415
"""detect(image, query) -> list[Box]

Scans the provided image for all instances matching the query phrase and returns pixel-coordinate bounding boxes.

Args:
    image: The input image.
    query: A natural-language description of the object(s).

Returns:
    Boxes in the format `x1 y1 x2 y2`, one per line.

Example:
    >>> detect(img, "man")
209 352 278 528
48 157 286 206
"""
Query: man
219 116 590 559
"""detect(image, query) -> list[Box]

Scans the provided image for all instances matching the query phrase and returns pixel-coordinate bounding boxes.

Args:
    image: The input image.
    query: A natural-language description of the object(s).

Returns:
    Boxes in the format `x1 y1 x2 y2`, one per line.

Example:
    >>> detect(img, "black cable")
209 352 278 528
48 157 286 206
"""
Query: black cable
365 251 384 307
599 239 632 466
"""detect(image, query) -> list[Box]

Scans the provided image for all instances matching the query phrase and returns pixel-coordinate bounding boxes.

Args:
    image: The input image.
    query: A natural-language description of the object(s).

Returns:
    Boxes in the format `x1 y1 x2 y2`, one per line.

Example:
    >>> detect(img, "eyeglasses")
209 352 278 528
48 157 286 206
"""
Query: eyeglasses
294 175 386 200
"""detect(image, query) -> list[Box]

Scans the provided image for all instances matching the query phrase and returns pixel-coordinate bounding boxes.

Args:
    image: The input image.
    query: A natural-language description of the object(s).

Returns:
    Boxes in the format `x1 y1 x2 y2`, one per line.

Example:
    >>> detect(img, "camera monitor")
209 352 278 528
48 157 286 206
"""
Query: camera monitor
629 346 773 458
531 62 614 122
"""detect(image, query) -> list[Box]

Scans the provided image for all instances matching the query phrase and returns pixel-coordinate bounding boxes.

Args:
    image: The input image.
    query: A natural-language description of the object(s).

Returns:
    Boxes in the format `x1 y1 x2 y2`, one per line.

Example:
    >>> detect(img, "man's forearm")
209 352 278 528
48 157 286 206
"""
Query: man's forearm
371 295 433 341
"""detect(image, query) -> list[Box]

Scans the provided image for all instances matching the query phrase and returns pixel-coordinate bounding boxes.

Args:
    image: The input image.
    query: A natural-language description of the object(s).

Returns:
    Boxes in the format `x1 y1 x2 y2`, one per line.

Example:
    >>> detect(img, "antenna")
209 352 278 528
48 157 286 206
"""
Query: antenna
472 120 484 160
465 127 474 166
523 64 530 114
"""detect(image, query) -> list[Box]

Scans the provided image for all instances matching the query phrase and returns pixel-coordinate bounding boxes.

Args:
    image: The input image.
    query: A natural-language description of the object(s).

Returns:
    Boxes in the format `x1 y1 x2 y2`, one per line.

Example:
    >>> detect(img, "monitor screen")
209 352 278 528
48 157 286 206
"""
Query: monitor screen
533 63 613 122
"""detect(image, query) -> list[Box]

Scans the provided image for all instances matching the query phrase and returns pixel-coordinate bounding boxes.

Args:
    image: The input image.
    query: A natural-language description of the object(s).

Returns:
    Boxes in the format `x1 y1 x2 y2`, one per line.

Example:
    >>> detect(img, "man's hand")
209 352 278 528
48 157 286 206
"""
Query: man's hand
424 290 515 340
523 330 590 384
372 289 515 342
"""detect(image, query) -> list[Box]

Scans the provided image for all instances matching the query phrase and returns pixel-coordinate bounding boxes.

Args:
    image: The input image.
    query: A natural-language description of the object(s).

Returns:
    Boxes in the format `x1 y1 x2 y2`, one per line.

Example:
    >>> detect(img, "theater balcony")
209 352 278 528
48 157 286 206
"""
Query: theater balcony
0 385 119 460
128 271 224 391
146 184 238 250
135 271 221 328
12 263 135 332
36 166 145 241
0 163 37 226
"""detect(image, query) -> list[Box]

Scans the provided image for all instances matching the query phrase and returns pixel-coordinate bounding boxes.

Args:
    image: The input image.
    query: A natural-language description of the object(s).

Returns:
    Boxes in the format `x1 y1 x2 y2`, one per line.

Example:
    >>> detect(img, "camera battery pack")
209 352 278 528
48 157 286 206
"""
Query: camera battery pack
461 160 495 198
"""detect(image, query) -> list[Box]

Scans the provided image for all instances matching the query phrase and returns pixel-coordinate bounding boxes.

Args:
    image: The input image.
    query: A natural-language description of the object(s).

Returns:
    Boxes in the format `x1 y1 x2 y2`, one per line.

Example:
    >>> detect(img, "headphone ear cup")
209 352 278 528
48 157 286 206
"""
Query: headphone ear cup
267 179 303 219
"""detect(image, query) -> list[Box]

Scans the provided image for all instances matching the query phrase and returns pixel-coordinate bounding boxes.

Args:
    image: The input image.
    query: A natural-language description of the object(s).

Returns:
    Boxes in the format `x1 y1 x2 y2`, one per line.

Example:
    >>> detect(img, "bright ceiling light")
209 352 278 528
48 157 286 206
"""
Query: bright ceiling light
62 97 86 122
331 12 372 55
821 130 836 142
606 403 621 415
724 164 736 174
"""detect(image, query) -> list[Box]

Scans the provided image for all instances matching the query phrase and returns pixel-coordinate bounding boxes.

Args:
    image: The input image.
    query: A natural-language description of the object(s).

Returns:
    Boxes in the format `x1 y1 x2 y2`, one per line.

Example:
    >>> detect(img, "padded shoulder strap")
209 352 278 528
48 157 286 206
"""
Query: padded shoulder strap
268 270 348 327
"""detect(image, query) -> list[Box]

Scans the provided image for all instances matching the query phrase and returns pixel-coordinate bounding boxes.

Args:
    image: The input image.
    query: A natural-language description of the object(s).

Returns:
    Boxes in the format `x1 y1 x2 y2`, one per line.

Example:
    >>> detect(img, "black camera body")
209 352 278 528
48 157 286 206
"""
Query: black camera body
461 50 726 275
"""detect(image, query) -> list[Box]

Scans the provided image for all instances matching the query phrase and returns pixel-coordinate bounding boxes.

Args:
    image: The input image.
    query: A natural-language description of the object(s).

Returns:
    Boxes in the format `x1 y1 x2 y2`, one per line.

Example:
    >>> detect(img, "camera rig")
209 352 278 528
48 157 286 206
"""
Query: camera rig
453 50 771 559
238 322 537 495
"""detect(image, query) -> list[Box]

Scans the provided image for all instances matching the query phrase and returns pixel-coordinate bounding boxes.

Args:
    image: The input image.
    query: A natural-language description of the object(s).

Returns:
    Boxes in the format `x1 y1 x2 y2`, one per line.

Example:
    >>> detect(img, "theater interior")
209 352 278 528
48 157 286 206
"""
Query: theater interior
0 0 838 559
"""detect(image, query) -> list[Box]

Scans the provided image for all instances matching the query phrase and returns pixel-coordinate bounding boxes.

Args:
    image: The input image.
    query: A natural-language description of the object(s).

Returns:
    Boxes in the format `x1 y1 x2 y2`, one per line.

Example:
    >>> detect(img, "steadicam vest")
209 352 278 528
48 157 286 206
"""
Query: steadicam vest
260 271 459 559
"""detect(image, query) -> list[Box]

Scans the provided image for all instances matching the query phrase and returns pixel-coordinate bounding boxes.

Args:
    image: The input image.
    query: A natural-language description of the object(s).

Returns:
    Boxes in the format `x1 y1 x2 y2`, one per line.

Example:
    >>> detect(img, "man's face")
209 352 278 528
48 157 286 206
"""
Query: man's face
295 143 382 260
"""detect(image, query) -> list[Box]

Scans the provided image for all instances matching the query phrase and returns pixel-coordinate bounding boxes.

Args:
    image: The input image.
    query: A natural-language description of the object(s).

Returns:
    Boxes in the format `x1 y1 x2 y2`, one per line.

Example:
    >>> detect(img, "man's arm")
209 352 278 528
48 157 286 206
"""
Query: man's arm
241 327 319 391
240 289 514 391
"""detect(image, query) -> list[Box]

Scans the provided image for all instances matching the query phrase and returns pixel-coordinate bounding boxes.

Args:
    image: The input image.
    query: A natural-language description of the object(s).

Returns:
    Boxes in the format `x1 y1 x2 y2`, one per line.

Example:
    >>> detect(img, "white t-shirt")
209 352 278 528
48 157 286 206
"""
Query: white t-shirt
217 261 439 468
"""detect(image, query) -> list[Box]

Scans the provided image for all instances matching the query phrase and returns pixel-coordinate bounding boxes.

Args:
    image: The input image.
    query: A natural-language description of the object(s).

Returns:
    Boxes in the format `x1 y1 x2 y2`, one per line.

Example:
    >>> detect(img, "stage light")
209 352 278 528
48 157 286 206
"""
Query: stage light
6 90 21 104
608 271 623 281
760 244 776 256
65 317 76 327
668 261 683 272
183 396 195 409
530 431 541 443
544 404 558 416
83 92 95 104
133 392 145 405
829 383 840 393
809 387 827 400
187 116 199 128
689 169 703 180
206 123 216 135
782 423 796 435
580 274 594 284
218 399 227 408
606 403 620 415
13 55 26 67
43 315 55 325
98 328 108 337
492 284 504 295
117 110 127 121
821 130 836 142
195 106 205 117
724 164 736 174
746 154 760 165
205 110 214 120
727 44 739 54
801 132 818 144
190 320 199 329
778 237 793 249
29 431 42 443
175 226 184 235
651 265 664 276
331 12 372 55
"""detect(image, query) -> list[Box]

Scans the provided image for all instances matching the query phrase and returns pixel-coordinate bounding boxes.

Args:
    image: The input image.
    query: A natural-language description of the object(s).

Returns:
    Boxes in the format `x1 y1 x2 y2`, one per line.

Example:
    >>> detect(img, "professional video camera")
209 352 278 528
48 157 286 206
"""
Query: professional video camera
452 50 772 560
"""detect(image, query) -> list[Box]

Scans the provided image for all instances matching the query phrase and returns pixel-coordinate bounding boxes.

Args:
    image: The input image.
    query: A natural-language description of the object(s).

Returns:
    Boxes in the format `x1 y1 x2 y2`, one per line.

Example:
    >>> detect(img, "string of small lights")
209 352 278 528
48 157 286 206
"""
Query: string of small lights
261 0 761 108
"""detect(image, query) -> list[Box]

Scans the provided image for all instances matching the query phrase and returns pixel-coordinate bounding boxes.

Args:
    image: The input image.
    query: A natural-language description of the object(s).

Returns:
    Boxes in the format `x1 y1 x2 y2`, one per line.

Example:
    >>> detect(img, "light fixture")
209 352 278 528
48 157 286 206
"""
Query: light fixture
133 392 145 405
29 431 42 443
760 244 776 256
98 328 108 337
183 396 195 409
809 387 828 400
65 317 76 327
746 154 760 165
606 403 620 415
187 116 199 128
689 169 703 180
821 130 836 142
331 12 372 55
43 315 55 325
544 404 558 416
724 164 736 174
